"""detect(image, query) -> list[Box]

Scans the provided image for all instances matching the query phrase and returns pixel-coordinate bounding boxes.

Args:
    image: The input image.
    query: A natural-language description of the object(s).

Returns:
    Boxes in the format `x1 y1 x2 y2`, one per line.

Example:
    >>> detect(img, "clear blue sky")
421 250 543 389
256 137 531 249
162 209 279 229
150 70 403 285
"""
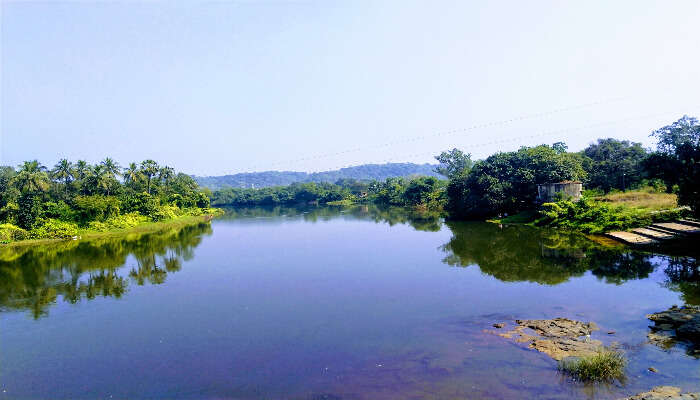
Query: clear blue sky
2 0 699 176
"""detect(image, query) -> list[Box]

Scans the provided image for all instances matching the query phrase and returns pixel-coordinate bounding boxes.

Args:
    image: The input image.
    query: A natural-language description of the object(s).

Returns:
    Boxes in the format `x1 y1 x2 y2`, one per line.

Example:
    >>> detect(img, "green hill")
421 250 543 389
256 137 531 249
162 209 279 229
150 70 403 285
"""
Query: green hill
194 163 440 189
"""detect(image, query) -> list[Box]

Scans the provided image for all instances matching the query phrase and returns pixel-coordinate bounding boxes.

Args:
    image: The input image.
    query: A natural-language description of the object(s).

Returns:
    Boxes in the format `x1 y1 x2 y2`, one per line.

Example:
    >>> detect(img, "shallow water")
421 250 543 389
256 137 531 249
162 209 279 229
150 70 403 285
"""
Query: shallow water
1 206 699 399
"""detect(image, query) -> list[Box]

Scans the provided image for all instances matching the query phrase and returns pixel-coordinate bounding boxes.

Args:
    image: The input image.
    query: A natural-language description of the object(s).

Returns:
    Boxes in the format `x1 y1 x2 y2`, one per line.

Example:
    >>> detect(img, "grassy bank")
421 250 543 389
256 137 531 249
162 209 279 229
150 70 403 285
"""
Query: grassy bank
1 209 223 248
493 188 689 234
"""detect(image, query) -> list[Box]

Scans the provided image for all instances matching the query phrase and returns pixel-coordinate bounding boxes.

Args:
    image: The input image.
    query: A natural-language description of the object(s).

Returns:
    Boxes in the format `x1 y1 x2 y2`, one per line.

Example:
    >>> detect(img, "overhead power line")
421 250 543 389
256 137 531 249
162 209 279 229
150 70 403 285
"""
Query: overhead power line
239 95 637 173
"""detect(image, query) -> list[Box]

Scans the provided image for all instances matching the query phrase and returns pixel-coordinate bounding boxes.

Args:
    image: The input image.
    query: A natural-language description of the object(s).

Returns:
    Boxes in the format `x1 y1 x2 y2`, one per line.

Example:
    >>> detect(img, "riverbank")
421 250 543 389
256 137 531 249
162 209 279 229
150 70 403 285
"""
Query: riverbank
491 189 690 234
0 210 223 249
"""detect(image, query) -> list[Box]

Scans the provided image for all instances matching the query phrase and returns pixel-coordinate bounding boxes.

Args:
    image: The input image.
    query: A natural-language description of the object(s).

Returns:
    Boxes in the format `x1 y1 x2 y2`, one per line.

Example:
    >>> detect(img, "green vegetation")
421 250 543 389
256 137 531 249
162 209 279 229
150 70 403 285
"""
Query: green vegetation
211 176 447 211
0 158 219 244
195 162 439 189
558 347 627 382
444 116 700 229
534 196 687 233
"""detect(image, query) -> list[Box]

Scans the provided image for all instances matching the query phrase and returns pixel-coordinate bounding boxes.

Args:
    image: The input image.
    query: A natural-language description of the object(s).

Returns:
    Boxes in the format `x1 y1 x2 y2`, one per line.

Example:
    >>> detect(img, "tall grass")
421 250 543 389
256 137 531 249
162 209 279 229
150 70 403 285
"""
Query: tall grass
558 348 627 382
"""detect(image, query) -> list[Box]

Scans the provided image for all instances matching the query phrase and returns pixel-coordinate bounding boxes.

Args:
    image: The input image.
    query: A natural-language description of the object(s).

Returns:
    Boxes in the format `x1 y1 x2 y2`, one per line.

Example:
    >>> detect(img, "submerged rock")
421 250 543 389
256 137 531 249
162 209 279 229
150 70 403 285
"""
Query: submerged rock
647 305 700 355
618 386 700 400
492 318 603 360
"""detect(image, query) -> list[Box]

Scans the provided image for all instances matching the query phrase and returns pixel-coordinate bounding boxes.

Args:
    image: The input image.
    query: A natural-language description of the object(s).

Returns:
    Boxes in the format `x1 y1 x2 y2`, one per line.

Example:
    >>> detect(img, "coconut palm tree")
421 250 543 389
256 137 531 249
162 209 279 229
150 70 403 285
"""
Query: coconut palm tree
12 160 49 194
140 160 159 194
100 158 121 180
74 160 89 181
123 162 143 189
51 159 74 196
158 166 175 190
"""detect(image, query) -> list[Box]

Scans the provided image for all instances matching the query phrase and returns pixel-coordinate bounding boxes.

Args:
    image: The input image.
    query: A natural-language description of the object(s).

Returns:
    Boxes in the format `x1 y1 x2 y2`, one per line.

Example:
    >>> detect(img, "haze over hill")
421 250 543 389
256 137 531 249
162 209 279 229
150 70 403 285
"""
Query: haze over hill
194 163 440 189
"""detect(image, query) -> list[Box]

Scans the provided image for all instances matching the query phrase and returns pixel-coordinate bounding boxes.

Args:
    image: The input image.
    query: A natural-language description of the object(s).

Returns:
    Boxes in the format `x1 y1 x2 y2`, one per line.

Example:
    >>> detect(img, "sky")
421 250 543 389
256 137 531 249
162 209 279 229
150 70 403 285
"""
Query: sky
1 0 699 176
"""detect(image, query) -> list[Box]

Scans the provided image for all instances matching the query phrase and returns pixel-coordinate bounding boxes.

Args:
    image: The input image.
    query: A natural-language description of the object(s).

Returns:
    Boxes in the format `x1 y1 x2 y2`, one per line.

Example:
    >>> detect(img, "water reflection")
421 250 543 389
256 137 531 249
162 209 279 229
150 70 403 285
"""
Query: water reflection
439 221 698 287
220 204 444 232
0 222 212 319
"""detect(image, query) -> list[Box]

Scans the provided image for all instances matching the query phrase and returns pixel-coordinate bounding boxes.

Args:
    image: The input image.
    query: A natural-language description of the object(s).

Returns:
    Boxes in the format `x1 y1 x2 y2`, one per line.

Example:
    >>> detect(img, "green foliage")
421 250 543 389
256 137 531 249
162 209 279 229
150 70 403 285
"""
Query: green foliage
30 219 79 239
0 224 29 243
582 138 647 192
74 195 121 223
0 159 216 243
447 144 586 219
434 148 472 179
558 348 627 382
88 213 149 232
535 199 651 233
195 163 440 190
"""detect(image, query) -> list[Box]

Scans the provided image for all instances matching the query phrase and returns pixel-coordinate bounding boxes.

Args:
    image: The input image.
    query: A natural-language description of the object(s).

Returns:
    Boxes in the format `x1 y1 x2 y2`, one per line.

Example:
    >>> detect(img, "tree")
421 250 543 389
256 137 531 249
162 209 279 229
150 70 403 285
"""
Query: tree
582 138 647 192
51 159 74 196
123 162 144 189
158 166 175 190
140 160 159 194
446 144 586 218
435 148 473 179
11 161 50 229
651 115 700 155
647 116 700 214
12 161 50 194
100 158 121 180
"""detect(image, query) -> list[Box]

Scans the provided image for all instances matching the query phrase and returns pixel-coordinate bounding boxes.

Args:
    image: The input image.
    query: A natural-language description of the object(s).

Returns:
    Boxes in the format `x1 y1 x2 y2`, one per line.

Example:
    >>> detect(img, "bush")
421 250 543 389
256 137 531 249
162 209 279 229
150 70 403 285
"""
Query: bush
87 212 149 232
120 192 159 218
558 347 626 382
30 219 79 239
74 195 120 224
43 201 76 221
150 205 181 222
0 223 29 243
536 199 654 233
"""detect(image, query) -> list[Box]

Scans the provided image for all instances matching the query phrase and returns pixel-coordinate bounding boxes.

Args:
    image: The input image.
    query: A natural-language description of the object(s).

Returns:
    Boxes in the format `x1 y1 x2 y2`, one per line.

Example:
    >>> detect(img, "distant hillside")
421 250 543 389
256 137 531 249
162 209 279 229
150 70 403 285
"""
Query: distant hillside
195 163 440 189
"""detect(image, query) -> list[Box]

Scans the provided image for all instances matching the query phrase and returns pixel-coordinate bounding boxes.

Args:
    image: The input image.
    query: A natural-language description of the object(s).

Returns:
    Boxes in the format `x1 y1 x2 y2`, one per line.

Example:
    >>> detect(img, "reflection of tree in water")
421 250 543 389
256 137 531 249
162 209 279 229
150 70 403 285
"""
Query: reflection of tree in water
220 204 444 232
664 257 700 305
441 221 656 285
0 222 212 319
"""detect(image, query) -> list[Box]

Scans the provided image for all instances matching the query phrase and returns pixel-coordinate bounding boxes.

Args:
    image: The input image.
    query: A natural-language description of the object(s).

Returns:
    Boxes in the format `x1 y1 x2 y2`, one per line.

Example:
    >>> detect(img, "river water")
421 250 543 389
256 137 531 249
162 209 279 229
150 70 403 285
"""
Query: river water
1 206 698 399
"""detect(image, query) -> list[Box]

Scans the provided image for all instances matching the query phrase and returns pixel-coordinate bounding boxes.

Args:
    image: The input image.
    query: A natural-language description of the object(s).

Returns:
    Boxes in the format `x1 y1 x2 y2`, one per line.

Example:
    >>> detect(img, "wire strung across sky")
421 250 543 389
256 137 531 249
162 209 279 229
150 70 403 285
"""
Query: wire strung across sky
237 95 636 174
235 94 695 174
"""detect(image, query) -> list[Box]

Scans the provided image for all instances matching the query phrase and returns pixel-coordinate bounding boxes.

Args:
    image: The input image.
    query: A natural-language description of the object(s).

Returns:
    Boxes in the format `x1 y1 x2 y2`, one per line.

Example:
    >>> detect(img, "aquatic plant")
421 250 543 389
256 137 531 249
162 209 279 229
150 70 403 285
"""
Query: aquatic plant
558 347 627 382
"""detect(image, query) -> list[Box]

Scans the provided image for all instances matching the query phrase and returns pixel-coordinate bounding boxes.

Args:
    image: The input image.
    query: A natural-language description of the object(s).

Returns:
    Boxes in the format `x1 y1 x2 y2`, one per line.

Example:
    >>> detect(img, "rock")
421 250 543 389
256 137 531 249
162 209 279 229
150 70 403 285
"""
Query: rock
648 367 658 373
618 386 700 400
493 318 603 361
492 323 505 329
515 318 598 338
647 305 700 344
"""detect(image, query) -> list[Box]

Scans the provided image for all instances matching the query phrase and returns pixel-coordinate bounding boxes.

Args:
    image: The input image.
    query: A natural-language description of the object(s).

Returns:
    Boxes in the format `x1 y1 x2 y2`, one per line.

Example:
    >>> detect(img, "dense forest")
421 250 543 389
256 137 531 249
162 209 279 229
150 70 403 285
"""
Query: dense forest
211 116 699 231
195 163 439 189
0 159 215 243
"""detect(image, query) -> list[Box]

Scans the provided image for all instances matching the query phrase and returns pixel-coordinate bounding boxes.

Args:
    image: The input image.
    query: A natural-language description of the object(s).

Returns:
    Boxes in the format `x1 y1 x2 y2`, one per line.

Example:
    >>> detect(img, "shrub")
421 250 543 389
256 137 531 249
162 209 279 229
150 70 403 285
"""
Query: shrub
152 205 182 221
74 195 121 224
0 223 29 243
30 219 79 239
43 201 76 221
87 212 149 232
558 347 626 382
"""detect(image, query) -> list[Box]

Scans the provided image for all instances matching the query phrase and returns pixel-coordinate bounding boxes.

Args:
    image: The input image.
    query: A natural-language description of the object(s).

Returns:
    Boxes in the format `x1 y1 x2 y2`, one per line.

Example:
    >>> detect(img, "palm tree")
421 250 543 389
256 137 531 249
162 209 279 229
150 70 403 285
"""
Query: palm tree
140 160 159 194
74 160 89 181
100 158 121 180
12 160 50 194
123 162 144 188
158 166 175 190
51 159 74 196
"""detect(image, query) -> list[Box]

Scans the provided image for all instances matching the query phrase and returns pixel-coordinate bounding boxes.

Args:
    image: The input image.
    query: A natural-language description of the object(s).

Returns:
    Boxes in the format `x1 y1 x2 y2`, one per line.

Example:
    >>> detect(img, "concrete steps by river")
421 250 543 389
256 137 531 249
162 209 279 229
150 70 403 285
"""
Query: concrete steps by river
605 219 700 245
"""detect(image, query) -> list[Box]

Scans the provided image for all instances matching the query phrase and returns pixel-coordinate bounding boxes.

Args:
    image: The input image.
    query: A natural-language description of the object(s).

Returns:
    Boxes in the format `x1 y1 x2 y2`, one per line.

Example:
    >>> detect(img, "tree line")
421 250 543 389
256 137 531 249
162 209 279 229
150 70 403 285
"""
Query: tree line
443 115 699 220
0 158 212 241
210 115 699 221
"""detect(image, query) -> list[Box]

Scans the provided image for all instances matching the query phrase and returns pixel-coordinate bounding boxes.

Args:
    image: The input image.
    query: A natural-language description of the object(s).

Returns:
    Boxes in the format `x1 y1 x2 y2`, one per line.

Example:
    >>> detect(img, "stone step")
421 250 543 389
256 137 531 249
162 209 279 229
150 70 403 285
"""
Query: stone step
605 231 658 245
631 228 676 240
650 222 700 235
678 219 700 228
